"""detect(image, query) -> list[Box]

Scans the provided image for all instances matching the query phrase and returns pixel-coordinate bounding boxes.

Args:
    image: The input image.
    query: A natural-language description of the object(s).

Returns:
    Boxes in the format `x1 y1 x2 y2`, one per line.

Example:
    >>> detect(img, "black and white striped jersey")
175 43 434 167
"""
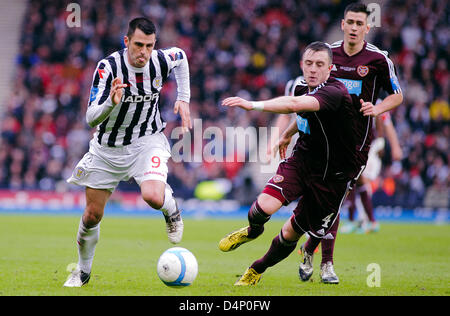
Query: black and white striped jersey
284 75 306 96
86 47 190 147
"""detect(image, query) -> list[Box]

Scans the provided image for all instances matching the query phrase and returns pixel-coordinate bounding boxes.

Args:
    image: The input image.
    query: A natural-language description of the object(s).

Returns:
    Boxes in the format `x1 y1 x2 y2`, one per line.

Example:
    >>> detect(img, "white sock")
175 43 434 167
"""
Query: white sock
160 185 178 217
77 218 100 274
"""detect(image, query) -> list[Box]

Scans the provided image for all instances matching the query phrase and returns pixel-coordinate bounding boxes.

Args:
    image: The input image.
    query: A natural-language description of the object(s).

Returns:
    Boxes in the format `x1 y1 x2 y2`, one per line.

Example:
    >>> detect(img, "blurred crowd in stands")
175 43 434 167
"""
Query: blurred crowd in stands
370 0 449 208
0 0 448 209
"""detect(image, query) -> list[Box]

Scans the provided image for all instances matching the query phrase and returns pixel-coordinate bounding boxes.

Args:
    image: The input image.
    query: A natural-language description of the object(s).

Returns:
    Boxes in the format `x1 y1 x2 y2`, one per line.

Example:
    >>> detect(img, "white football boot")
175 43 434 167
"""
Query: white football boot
63 267 90 287
320 261 339 284
299 243 314 281
164 210 184 244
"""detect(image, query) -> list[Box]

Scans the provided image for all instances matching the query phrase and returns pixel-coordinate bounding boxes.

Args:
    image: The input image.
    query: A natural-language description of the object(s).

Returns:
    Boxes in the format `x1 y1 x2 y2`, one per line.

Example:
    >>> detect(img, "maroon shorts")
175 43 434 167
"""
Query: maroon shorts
263 154 353 238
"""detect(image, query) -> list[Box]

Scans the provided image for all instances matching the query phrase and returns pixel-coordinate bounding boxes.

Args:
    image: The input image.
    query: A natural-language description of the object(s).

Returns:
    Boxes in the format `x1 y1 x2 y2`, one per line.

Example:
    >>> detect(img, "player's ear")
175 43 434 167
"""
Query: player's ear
341 19 345 31
124 36 129 48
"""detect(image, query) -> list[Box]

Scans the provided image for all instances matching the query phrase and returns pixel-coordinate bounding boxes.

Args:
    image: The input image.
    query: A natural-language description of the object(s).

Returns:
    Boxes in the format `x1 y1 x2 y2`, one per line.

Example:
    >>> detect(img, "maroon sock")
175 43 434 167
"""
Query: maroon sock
247 201 271 238
304 234 321 255
321 216 339 264
359 189 375 222
251 231 298 274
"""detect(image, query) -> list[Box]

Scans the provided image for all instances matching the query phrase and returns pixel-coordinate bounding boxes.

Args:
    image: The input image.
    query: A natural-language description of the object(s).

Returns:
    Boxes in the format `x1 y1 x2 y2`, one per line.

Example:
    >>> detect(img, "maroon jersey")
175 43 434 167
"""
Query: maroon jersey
293 77 362 181
329 40 402 160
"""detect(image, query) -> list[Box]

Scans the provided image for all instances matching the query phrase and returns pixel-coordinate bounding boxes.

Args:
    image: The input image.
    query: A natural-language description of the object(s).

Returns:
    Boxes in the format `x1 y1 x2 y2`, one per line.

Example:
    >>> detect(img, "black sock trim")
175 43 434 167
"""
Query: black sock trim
278 230 298 247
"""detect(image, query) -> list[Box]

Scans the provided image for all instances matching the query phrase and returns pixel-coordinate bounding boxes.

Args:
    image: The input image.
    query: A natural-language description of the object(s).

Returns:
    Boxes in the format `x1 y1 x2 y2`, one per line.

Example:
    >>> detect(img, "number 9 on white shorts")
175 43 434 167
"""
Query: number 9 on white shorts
67 133 171 191
134 145 171 185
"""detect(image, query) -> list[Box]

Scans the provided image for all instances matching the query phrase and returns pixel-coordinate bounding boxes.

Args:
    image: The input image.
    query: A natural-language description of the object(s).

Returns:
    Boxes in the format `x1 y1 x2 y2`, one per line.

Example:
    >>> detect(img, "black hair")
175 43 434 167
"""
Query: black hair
344 2 370 18
303 41 333 64
127 17 156 38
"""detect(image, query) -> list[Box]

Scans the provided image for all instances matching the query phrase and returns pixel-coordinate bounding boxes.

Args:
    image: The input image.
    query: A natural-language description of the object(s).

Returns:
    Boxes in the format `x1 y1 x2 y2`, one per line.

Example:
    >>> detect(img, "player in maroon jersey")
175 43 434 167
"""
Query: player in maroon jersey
342 110 403 235
298 2 404 284
218 42 365 285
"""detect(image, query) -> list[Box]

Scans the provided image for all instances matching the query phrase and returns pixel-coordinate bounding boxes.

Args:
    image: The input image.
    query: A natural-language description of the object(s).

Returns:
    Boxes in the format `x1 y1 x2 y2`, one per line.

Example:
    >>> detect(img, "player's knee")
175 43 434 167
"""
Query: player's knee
256 193 282 215
281 220 300 242
83 206 103 227
142 192 164 210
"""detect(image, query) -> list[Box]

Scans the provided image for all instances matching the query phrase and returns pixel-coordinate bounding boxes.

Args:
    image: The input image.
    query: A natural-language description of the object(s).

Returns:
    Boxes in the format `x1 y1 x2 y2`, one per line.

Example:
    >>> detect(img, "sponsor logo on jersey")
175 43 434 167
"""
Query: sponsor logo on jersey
335 78 362 96
296 115 310 134
340 66 356 71
121 93 160 103
357 65 369 77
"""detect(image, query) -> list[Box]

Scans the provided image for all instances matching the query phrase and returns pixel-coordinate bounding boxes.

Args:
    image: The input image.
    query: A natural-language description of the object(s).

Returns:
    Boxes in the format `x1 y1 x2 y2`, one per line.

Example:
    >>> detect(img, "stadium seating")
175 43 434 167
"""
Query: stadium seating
0 0 448 210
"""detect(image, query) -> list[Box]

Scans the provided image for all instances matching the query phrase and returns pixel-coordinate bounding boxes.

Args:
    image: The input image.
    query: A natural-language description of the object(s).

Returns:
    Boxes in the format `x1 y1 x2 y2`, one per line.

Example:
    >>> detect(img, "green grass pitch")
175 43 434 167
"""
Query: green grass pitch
0 214 448 296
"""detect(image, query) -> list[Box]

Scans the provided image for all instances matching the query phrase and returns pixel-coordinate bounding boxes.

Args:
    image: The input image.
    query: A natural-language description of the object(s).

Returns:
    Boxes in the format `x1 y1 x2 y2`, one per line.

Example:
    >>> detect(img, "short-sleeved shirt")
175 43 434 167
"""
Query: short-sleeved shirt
329 40 402 163
263 77 357 237
293 77 362 181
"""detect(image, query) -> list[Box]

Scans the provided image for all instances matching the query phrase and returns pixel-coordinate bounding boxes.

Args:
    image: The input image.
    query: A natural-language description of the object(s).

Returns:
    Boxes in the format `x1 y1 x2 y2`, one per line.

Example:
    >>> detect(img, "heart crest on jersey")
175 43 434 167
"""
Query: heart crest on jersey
357 65 369 77
272 175 284 183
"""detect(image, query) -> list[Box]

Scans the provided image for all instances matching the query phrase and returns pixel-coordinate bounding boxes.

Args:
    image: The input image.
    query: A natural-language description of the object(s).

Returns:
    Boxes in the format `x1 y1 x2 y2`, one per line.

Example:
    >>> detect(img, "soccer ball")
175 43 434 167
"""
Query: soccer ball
157 247 198 287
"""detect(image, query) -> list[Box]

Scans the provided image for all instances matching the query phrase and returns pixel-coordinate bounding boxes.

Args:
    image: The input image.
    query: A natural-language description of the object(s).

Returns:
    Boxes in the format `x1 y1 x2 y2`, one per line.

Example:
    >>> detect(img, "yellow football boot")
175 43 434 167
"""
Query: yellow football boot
219 226 255 252
234 268 262 286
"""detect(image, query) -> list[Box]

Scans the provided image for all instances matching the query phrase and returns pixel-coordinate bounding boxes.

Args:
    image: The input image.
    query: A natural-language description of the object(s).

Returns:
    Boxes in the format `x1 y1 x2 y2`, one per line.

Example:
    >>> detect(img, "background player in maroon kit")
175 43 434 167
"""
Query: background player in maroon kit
343 110 403 234
299 2 404 284
219 42 365 285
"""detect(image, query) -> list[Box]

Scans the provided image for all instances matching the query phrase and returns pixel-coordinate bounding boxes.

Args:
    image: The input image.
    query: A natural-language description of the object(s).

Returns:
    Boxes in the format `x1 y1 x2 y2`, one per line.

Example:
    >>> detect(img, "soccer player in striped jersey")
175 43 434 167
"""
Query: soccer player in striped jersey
64 17 191 287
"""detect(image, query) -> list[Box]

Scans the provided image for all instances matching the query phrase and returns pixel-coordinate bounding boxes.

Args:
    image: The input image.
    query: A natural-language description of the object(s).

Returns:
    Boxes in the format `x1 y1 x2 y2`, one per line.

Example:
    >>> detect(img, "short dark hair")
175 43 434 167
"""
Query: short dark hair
344 2 370 18
127 17 156 38
302 41 333 64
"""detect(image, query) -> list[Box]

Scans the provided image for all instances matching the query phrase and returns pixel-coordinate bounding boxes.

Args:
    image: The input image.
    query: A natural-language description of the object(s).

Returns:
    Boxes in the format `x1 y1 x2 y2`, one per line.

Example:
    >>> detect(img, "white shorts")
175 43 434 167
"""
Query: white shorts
362 137 385 181
67 133 171 192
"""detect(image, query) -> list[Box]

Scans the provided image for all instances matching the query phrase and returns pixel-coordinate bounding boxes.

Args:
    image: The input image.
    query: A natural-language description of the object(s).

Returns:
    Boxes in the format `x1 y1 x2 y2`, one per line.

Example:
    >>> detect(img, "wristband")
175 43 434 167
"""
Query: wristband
251 101 265 111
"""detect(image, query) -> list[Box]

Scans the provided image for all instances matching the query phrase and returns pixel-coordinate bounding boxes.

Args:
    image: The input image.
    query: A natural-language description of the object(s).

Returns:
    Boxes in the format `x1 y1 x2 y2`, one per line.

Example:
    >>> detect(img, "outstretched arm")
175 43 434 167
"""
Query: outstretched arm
222 95 320 114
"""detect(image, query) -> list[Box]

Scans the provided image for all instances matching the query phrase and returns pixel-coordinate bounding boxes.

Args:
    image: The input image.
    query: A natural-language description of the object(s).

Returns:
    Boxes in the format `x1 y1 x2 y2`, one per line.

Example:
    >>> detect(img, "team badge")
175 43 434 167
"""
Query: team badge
153 77 162 89
73 167 86 180
272 175 284 183
357 65 369 77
